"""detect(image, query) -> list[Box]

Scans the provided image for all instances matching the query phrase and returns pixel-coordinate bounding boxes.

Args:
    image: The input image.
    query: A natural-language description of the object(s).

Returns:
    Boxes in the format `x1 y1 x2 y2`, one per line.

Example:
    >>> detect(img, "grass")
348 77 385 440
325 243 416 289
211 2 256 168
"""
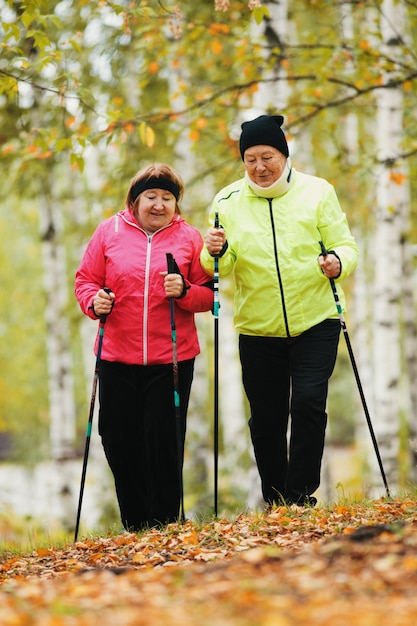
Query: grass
2 487 417 559
0 510 69 556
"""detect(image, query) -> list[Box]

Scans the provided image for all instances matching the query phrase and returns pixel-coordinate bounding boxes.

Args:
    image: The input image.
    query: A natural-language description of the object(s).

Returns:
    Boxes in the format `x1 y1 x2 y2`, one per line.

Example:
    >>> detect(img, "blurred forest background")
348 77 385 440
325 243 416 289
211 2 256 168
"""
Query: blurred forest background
1 0 417 535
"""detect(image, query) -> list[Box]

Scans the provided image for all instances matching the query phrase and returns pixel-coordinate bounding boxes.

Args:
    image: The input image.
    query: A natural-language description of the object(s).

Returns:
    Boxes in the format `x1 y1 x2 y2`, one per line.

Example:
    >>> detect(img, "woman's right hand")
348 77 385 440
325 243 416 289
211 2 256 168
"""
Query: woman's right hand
204 227 226 256
93 289 115 316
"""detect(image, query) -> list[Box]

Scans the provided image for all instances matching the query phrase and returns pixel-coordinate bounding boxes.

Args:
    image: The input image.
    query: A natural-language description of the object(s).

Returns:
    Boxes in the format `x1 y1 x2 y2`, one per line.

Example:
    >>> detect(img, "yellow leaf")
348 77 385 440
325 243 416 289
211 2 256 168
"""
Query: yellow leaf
211 40 223 55
208 23 230 35
139 122 155 147
65 116 77 128
389 171 406 185
145 125 155 147
336 506 349 515
2 143 15 155
180 529 199 545
36 548 53 557
196 117 207 130
189 129 200 142
404 556 417 570
131 552 146 564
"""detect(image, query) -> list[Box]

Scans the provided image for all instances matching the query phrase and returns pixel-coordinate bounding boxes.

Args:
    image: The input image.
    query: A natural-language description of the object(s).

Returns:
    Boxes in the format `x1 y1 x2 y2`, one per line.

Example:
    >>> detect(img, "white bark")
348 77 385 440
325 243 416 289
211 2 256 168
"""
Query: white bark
338 2 376 490
72 155 119 531
402 235 417 481
40 197 76 460
252 0 290 113
351 234 377 480
27 54 77 525
75 315 115 527
370 0 409 492
39 188 77 529
191 299 259 515
216 287 260 509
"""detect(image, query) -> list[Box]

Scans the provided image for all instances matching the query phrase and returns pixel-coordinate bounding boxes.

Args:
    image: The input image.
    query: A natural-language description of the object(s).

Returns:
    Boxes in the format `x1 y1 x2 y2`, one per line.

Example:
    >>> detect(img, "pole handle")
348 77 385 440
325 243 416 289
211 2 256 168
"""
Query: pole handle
166 252 175 274
100 287 113 324
166 252 182 275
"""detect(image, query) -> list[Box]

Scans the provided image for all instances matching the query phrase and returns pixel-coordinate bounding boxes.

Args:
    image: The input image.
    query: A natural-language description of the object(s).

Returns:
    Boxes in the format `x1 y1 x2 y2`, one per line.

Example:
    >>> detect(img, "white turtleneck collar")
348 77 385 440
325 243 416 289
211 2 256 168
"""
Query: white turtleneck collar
245 158 295 198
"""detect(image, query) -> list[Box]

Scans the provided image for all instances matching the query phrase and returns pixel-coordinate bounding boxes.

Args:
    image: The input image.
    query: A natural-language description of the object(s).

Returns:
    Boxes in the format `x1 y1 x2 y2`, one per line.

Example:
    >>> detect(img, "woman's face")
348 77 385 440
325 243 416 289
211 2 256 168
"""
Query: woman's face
135 188 177 233
243 145 287 187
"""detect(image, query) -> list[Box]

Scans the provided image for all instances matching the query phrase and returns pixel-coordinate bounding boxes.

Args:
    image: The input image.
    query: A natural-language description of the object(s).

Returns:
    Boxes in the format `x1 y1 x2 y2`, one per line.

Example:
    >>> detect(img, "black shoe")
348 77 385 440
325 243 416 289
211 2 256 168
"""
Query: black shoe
286 495 317 507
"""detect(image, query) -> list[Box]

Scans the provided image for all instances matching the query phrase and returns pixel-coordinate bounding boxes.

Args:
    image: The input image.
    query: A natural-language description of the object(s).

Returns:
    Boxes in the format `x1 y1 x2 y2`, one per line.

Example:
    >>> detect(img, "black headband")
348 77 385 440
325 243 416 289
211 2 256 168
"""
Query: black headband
131 177 180 202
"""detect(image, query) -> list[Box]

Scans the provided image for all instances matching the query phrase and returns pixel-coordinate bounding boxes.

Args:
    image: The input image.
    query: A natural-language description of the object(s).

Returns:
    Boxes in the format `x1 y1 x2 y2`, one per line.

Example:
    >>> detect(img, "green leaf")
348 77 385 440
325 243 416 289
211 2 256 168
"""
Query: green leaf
56 138 72 152
70 152 84 173
252 5 270 25
21 11 36 29
68 38 83 54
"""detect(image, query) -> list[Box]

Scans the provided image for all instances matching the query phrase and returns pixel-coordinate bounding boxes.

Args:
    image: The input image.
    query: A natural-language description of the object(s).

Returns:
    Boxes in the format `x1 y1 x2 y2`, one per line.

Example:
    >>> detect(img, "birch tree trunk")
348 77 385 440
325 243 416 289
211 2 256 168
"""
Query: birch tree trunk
216 290 260 509
402 232 417 482
338 1 376 492
251 0 290 113
71 145 125 532
40 183 77 528
370 0 409 493
395 7 417 485
26 33 78 525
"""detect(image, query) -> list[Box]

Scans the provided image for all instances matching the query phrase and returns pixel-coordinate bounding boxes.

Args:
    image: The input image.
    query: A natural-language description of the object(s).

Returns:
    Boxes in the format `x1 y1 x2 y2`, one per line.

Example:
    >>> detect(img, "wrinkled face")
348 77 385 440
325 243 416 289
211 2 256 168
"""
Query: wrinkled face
136 188 177 233
243 145 287 187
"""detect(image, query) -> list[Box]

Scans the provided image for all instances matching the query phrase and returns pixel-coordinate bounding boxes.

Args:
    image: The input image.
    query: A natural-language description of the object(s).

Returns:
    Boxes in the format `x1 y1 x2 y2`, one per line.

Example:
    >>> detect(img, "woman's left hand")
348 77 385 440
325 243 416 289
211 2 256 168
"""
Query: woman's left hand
161 271 184 298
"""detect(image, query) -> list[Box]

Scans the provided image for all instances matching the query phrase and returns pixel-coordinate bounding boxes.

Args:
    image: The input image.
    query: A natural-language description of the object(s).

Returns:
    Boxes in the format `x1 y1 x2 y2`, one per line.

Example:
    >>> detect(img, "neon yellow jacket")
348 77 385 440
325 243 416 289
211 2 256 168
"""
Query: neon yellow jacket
200 169 358 338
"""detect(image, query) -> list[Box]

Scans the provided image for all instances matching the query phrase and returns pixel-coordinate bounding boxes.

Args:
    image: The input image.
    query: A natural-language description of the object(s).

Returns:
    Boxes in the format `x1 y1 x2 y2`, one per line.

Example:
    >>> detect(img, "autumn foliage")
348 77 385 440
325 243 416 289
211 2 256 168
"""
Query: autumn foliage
1 497 417 624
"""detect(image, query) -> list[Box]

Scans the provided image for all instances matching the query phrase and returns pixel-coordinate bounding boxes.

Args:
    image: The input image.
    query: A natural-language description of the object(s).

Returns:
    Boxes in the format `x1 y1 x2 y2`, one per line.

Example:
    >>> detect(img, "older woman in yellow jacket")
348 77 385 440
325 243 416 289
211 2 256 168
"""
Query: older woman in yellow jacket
201 114 358 508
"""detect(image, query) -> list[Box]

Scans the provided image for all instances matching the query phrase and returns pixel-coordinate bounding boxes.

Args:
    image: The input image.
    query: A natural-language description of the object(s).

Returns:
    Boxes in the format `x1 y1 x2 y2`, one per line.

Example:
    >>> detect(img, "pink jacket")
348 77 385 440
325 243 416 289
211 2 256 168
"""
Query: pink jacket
75 210 214 365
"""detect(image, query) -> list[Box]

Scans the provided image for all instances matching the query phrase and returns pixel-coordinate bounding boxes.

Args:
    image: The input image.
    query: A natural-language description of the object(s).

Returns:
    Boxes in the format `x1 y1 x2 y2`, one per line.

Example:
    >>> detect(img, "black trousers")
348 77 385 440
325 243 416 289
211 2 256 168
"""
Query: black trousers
98 359 194 531
239 320 340 505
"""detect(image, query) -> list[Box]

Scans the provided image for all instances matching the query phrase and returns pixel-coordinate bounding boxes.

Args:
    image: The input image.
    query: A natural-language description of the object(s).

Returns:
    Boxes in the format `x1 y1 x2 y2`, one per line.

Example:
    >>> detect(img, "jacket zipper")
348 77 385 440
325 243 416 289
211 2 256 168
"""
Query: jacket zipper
136 221 175 365
267 198 291 338
142 234 153 365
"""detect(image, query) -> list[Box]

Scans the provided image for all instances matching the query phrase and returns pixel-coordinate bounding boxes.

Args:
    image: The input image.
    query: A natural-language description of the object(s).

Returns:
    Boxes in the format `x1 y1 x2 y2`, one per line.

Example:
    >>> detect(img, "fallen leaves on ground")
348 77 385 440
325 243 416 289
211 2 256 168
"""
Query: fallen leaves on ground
1 497 417 625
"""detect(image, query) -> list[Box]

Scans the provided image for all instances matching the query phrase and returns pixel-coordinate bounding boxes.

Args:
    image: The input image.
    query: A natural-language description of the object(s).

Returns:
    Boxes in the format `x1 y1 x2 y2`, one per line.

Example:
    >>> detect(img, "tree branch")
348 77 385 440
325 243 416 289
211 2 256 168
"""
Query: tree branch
0 69 98 115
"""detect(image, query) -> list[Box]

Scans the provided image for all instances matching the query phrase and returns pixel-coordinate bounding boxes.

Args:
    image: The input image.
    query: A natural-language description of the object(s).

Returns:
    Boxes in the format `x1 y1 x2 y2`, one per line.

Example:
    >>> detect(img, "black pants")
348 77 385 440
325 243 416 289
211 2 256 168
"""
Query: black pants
239 320 340 505
98 359 194 530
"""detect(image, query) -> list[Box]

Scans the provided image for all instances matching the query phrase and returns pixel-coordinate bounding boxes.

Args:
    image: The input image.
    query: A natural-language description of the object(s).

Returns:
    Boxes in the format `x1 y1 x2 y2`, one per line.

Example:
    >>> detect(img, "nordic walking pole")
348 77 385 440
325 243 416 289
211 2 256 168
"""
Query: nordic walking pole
166 253 186 523
319 241 391 498
74 288 112 542
213 212 220 517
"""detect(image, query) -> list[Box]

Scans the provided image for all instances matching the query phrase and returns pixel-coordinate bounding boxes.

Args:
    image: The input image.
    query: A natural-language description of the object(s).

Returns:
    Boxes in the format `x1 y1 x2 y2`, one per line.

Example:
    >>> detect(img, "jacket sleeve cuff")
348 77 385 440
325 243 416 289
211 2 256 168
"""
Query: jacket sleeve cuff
175 277 191 299
328 250 342 279
87 300 99 319
208 241 228 258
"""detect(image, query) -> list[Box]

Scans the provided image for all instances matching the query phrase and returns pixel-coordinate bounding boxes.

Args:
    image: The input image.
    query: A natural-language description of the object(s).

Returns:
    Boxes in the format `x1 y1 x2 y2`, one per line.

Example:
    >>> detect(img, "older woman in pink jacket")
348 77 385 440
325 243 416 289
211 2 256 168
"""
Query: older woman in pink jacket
75 163 213 531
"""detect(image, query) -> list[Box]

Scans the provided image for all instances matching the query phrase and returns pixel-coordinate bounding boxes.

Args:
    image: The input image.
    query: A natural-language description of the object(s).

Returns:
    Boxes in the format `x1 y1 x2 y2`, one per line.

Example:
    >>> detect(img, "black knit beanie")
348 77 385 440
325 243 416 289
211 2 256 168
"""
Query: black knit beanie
239 114 289 160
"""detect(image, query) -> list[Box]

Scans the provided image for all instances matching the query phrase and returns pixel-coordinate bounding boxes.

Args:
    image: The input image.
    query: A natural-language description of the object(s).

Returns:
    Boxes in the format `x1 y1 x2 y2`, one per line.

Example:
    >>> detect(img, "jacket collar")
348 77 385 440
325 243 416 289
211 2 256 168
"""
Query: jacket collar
245 158 295 198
